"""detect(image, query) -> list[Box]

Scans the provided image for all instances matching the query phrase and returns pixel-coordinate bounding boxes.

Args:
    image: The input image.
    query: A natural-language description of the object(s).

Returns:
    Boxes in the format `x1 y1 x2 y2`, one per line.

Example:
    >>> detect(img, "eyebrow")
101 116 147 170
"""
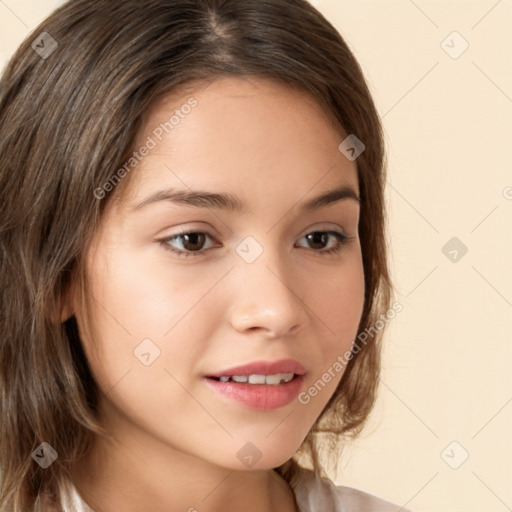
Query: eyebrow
131 184 361 213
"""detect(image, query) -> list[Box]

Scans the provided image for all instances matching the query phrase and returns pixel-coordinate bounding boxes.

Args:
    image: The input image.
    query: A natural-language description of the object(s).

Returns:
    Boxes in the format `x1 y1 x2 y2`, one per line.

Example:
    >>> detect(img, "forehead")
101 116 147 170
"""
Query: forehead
118 76 359 209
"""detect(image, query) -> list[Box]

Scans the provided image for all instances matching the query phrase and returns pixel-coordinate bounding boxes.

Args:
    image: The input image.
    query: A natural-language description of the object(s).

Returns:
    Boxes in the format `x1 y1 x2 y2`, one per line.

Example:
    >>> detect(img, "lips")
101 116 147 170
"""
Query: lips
205 358 307 379
204 374 306 411
203 359 307 410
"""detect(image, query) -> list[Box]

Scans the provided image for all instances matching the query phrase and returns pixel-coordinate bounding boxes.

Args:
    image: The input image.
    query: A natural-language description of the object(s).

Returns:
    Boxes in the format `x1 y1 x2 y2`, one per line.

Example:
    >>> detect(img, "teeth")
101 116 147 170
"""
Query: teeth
218 373 295 385
264 373 291 385
248 374 266 384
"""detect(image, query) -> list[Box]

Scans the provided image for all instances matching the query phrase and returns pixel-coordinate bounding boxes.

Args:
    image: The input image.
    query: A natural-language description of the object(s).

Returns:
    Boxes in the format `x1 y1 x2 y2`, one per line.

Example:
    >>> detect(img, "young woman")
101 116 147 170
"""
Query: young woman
0 1 408 510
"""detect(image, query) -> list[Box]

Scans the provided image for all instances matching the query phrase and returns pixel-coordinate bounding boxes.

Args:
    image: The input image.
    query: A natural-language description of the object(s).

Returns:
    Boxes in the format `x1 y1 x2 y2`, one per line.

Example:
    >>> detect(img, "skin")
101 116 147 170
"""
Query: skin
66 76 365 512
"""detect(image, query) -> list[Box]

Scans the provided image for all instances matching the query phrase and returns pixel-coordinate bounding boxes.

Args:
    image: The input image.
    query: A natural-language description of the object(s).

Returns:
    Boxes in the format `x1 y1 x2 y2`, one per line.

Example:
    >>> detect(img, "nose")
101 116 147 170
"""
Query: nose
227 256 309 338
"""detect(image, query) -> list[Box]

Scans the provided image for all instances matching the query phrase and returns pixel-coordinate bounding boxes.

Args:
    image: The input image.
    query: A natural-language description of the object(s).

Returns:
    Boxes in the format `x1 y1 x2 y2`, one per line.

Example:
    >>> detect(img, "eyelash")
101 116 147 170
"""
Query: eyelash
158 230 356 258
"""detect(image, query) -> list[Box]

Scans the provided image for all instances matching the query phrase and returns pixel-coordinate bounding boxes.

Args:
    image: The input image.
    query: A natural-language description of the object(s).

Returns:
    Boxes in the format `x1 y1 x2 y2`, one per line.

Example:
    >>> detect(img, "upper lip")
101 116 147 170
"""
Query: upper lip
206 359 307 378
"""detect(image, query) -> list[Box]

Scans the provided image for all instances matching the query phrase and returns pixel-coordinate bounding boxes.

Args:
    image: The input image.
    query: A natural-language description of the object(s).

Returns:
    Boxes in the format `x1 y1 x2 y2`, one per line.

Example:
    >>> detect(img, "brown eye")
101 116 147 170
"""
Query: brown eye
178 233 207 251
160 231 218 257
305 232 330 250
296 231 354 255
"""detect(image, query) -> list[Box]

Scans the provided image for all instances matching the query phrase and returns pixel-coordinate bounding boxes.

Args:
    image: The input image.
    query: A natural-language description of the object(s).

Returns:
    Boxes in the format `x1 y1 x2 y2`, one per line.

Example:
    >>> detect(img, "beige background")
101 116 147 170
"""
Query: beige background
1 1 511 511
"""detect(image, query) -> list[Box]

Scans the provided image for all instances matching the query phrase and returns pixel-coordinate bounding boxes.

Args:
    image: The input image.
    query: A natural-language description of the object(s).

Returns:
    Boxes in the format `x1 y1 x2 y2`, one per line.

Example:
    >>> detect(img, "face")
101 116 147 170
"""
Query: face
72 76 365 471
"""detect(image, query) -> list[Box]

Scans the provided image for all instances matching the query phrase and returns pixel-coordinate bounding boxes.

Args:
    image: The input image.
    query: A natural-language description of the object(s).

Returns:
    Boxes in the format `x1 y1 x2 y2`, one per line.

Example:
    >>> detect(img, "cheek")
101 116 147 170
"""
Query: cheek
310 251 365 351
85 246 228 339
299 251 365 403
74 250 224 430
76 248 227 387
331 267 365 345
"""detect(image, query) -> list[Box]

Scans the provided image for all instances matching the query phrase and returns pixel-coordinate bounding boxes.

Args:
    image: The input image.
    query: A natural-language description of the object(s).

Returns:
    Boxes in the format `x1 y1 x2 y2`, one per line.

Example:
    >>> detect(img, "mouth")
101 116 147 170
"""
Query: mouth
205 358 306 381
204 372 306 411
206 373 299 385
203 358 307 410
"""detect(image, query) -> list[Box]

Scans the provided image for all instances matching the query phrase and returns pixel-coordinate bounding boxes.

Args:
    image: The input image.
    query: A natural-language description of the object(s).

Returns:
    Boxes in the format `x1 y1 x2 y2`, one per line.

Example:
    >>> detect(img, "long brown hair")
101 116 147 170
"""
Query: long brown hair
0 0 393 510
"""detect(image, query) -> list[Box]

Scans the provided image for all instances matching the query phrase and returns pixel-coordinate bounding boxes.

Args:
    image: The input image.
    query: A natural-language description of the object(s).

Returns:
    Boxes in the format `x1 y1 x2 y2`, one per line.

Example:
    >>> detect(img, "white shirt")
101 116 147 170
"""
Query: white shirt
291 463 411 512
64 464 411 512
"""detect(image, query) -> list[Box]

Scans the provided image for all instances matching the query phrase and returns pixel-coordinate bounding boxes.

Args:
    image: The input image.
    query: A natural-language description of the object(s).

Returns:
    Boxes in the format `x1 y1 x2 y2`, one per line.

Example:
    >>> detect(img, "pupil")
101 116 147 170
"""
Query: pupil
183 233 205 251
307 232 327 249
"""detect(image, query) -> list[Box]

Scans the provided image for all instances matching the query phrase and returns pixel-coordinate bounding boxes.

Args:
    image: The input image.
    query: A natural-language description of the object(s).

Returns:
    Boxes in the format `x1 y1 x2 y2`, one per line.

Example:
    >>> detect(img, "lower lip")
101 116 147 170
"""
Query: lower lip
204 375 305 411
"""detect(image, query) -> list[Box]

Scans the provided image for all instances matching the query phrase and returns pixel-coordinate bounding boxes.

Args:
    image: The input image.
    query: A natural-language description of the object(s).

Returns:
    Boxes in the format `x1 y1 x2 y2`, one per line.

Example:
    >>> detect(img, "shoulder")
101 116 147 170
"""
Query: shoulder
289 463 412 512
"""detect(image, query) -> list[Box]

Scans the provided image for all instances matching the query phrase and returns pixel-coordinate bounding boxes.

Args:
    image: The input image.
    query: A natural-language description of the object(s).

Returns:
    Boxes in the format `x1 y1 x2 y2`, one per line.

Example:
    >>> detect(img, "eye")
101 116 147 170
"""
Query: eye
159 229 356 258
159 231 218 257
295 230 355 255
